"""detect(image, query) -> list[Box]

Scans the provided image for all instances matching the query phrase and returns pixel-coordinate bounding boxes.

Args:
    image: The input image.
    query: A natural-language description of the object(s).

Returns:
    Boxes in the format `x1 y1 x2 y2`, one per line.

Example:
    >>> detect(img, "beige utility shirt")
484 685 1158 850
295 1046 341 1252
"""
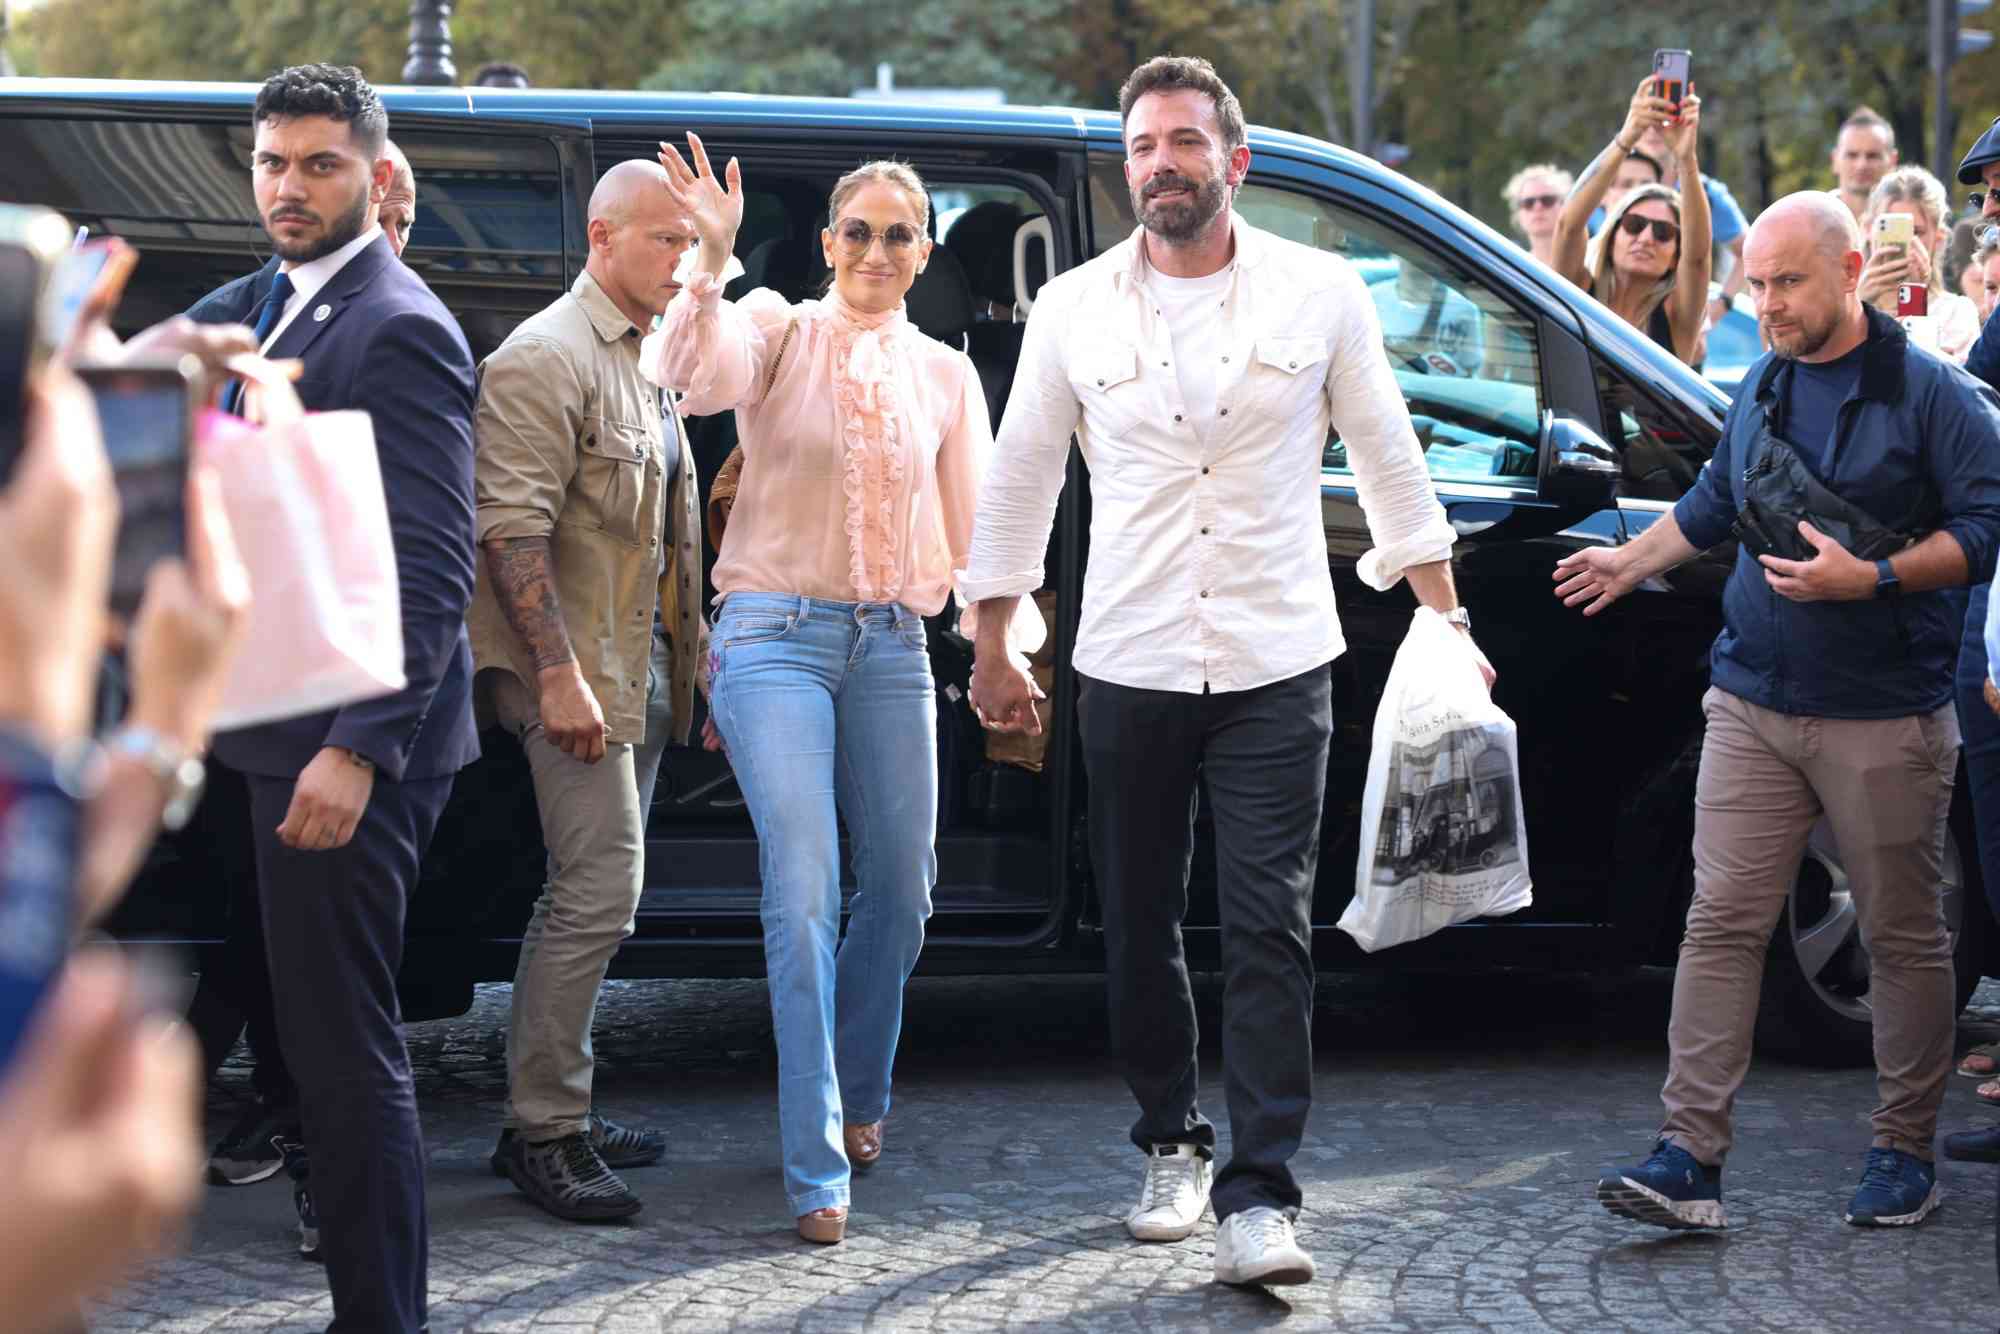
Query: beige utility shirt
466 270 704 746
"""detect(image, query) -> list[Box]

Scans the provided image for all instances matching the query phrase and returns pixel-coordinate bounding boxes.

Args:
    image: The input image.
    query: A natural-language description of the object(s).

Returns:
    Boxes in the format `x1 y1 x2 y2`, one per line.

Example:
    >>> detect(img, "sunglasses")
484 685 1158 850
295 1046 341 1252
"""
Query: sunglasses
1971 191 1996 212
1617 213 1680 245
832 219 923 258
1515 193 1562 211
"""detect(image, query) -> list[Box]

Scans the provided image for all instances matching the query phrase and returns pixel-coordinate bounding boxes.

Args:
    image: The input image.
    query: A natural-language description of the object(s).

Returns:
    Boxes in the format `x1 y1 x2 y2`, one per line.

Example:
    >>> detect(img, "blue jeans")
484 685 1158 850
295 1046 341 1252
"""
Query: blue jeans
707 594 937 1214
1953 584 2000 921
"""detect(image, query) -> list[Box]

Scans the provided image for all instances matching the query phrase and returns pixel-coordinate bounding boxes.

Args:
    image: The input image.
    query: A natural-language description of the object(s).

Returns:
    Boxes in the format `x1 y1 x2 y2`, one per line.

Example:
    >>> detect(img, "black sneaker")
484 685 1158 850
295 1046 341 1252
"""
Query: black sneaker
490 1111 666 1178
208 1098 299 1186
504 1132 643 1222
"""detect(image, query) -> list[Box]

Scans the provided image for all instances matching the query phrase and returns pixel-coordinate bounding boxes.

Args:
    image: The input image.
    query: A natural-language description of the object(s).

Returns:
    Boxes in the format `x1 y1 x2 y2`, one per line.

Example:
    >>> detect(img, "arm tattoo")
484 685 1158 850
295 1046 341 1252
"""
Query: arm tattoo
483 536 575 673
1568 142 1623 204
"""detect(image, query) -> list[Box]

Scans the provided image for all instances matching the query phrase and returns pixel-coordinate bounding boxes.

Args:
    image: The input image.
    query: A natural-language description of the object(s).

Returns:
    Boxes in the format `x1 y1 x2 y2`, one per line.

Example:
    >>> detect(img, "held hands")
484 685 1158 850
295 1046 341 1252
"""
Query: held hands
1757 521 1875 601
658 132 744 259
1552 546 1638 616
537 661 608 764
276 747 374 851
969 648 1047 736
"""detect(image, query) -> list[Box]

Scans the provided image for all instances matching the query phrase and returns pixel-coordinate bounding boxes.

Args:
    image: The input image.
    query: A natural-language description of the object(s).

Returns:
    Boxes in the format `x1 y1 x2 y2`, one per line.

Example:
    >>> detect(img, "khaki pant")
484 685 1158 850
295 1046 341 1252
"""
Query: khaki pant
1662 687 1960 1165
491 628 673 1140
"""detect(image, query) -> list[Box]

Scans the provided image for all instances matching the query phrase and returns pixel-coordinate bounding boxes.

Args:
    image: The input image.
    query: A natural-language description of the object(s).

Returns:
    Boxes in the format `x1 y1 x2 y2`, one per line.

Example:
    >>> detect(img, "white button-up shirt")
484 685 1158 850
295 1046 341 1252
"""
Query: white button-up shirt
264 224 384 349
960 213 1456 694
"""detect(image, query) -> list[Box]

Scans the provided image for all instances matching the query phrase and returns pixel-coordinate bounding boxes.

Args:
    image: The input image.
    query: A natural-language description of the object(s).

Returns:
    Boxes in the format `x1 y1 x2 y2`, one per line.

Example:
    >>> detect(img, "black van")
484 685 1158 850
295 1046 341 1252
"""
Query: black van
0 78 1983 1064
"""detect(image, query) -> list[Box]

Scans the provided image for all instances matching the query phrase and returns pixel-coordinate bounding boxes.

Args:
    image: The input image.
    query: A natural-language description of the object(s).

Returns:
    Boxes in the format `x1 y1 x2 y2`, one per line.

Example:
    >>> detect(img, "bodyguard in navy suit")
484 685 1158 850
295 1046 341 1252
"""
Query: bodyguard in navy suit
220 65 478 1332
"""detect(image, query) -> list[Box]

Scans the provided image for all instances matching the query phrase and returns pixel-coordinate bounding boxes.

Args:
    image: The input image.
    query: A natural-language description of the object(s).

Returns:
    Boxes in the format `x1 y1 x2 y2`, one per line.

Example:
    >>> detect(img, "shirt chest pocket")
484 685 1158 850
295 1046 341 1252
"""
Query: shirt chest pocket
574 416 655 548
1068 345 1145 443
1244 334 1329 426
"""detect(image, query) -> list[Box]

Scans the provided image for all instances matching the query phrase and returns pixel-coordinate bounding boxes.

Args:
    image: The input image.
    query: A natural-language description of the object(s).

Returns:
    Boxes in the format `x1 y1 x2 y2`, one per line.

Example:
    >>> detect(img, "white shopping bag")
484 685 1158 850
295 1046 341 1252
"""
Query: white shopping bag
199 356 405 730
1339 607 1531 952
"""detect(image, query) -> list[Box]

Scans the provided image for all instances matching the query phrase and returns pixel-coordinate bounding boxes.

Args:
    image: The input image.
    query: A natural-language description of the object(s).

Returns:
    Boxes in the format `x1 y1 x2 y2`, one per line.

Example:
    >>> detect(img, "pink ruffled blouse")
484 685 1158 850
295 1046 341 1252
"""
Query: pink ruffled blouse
642 274 1042 649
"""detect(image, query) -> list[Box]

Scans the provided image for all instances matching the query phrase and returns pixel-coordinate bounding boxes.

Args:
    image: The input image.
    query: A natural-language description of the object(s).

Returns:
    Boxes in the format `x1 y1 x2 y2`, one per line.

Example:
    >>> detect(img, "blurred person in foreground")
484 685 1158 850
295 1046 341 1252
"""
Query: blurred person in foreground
1557 192 2000 1231
0 315 252 1328
1555 76 1711 365
1857 166 1980 363
1503 163 1572 266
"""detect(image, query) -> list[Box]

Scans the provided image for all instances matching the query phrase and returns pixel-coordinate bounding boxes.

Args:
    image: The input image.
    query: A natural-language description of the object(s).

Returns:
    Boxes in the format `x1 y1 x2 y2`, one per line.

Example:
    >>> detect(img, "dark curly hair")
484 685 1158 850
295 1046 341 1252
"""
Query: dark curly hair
253 64 388 157
1117 55 1246 153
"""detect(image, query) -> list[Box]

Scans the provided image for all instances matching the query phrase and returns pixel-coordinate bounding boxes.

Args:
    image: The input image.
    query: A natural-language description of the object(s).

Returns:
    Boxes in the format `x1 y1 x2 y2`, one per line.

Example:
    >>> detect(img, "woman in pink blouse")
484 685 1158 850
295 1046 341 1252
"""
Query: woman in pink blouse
646 136 1041 1245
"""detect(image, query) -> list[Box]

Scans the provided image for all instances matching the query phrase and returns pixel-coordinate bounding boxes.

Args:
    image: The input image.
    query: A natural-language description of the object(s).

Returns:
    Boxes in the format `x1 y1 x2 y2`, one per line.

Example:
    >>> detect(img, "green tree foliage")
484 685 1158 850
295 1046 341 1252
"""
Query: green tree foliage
18 0 686 91
643 0 1081 104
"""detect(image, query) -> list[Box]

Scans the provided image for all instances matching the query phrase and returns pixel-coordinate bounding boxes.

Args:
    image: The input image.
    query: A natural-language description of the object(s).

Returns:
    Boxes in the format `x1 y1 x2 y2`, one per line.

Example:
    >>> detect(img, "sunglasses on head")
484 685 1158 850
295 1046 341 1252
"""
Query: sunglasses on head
1515 193 1562 211
1617 213 1680 244
832 219 923 258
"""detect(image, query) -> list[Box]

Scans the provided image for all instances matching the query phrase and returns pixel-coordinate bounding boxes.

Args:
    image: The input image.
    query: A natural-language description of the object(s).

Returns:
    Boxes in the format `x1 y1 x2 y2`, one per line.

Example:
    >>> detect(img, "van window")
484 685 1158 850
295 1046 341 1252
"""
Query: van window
1085 156 1544 489
0 117 567 359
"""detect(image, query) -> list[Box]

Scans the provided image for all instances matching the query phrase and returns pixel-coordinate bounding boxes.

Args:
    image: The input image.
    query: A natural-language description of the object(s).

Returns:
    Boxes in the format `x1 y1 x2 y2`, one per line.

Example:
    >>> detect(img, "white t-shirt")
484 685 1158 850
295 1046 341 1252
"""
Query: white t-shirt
1146 264 1233 441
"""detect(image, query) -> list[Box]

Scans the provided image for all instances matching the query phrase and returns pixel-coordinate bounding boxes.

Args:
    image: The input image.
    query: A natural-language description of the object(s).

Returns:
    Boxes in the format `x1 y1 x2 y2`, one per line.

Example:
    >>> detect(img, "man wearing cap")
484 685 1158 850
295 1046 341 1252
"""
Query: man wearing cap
1939 117 2000 1166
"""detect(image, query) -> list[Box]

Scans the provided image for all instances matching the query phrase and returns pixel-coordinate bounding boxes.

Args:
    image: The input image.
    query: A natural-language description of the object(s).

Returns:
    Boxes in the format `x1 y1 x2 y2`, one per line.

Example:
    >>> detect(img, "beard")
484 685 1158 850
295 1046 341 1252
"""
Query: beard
264 181 371 263
1132 168 1229 245
1765 305 1844 360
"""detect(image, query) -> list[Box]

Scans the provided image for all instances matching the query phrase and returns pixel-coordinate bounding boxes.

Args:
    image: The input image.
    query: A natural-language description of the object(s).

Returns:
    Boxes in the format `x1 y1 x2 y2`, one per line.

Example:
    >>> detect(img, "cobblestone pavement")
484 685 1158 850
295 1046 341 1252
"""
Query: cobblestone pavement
101 970 2000 1331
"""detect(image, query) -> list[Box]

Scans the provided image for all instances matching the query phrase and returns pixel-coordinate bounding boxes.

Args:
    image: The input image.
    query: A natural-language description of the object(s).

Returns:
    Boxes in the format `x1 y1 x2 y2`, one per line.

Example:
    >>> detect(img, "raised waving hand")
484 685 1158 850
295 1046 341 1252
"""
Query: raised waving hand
659 132 743 283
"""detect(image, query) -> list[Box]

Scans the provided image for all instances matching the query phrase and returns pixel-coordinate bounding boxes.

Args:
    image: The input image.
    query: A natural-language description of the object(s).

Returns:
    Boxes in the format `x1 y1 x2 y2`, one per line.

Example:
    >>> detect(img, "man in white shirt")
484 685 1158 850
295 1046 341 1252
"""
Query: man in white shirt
962 55 1483 1289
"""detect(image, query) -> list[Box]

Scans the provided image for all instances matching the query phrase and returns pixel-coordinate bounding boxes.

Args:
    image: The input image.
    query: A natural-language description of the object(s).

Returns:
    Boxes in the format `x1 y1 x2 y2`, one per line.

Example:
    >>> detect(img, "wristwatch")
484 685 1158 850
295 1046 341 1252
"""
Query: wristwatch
1874 558 1902 602
107 725 206 831
1442 607 1473 631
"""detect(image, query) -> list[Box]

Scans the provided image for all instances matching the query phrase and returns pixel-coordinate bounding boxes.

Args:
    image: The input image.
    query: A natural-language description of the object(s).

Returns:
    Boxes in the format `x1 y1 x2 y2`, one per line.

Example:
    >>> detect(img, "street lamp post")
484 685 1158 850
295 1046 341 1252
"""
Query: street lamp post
403 0 458 86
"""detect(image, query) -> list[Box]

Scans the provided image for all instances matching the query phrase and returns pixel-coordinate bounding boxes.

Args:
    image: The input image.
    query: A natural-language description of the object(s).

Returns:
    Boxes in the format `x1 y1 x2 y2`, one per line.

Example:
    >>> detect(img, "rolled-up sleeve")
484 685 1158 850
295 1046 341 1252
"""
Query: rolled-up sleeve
1323 265 1456 590
639 275 789 418
474 336 583 543
1671 395 1745 553
1928 376 2000 583
959 284 1081 607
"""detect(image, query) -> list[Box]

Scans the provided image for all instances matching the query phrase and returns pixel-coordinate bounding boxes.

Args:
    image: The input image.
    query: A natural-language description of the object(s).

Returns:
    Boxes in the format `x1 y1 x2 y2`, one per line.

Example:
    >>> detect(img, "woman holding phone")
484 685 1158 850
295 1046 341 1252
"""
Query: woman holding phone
1553 76 1712 366
1859 166 1981 364
643 136 1041 1245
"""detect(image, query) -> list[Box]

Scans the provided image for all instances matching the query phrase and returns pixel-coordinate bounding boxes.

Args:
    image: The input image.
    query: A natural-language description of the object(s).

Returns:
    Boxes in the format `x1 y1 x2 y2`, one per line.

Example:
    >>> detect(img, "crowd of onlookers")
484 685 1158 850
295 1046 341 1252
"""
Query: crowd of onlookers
1502 95 2000 372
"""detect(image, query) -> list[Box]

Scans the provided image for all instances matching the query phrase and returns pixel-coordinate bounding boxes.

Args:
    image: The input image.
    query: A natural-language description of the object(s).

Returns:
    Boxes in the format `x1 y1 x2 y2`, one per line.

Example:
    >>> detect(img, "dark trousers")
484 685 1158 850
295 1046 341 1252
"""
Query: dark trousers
1953 584 2000 922
249 773 452 1334
1077 665 1331 1221
192 765 295 1103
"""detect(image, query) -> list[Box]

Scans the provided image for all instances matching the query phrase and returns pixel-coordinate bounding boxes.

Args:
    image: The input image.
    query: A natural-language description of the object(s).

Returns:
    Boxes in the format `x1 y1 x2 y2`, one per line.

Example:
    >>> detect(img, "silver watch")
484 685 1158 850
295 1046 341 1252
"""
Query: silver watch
1442 606 1472 631
107 725 206 831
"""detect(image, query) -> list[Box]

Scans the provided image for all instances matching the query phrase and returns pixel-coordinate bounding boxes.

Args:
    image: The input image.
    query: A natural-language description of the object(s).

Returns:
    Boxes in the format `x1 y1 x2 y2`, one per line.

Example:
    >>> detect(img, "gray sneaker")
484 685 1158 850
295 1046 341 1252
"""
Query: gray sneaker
502 1132 642 1222
1214 1207 1315 1287
490 1112 665 1178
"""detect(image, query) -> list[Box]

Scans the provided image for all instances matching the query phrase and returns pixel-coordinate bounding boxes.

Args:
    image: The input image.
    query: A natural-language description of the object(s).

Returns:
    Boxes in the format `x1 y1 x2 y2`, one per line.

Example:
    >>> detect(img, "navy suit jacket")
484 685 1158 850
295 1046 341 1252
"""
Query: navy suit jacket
207 236 481 784
185 255 279 326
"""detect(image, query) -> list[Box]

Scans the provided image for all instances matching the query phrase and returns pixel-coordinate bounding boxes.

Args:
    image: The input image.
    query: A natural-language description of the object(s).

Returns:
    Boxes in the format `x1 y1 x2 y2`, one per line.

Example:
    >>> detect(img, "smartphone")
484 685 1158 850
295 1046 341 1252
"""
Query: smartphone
1652 48 1693 121
1899 282 1929 318
1874 211 1915 255
0 204 77 488
76 359 194 619
40 237 136 357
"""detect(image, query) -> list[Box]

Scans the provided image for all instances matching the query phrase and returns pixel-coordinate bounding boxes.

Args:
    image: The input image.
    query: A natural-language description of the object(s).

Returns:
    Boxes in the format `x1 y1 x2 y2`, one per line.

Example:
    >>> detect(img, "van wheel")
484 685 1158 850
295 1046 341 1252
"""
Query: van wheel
1754 788 1985 1066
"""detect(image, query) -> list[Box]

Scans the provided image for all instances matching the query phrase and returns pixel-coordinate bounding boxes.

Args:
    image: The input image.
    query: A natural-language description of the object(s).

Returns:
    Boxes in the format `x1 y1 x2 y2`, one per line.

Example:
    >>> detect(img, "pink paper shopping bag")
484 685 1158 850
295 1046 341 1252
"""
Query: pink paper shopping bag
199 357 404 730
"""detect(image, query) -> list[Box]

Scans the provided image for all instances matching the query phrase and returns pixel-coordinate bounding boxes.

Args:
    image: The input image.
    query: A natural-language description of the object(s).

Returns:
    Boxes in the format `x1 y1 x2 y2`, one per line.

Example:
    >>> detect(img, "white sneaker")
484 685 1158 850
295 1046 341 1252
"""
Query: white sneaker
1214 1206 1315 1286
1125 1144 1211 1241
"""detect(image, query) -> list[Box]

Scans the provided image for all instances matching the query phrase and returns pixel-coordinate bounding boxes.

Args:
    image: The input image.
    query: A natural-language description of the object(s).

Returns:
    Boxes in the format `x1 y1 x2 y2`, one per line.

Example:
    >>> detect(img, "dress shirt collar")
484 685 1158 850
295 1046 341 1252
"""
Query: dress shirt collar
572 269 641 343
1114 210 1266 291
278 224 383 307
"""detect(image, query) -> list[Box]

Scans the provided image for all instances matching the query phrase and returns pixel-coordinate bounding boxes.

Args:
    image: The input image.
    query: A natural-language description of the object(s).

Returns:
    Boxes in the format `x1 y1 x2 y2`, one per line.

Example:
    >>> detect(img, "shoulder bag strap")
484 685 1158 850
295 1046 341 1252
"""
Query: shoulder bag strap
762 317 798 398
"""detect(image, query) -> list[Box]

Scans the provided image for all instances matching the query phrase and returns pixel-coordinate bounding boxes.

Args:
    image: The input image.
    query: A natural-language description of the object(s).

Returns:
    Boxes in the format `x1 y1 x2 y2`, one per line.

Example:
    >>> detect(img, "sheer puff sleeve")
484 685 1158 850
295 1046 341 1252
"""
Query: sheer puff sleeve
640 274 796 418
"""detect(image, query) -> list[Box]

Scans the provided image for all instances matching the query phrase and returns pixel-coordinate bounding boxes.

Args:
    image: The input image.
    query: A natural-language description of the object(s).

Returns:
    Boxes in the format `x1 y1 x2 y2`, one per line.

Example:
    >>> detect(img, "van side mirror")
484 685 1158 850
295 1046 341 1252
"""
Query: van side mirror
1538 411 1619 511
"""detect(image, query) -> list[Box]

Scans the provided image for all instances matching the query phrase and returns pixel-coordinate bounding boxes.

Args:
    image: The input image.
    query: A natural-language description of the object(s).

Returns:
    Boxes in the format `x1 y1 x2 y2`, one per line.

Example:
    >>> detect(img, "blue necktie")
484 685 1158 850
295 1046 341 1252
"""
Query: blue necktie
222 270 296 416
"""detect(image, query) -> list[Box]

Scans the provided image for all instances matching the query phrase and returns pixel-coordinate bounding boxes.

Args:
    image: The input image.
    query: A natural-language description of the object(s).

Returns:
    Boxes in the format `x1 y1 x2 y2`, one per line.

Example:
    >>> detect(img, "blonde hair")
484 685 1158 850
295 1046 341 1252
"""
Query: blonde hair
828 160 930 231
1864 165 1951 288
1503 163 1573 211
1590 182 1682 326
